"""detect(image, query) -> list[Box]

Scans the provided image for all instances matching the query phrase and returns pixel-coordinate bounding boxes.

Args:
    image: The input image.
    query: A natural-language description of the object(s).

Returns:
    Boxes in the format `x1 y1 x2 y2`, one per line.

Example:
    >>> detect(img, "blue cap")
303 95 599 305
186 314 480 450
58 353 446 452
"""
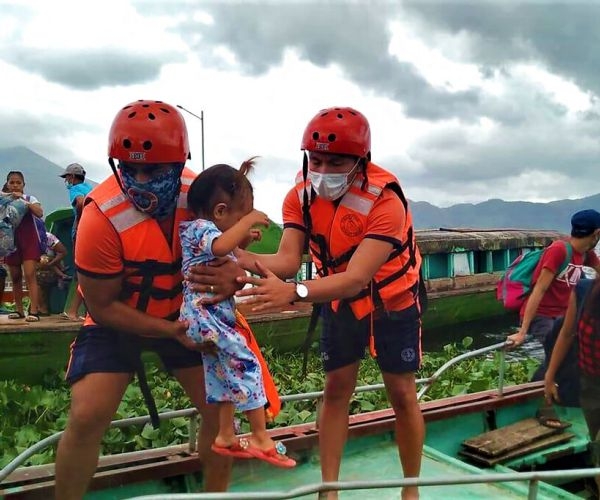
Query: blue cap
571 209 600 236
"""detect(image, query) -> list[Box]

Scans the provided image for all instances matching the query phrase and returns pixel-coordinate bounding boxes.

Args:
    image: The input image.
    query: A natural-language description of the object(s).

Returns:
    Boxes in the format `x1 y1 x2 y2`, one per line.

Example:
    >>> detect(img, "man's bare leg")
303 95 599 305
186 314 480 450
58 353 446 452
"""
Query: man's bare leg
318 362 360 500
55 372 130 500
383 371 424 500
174 366 232 492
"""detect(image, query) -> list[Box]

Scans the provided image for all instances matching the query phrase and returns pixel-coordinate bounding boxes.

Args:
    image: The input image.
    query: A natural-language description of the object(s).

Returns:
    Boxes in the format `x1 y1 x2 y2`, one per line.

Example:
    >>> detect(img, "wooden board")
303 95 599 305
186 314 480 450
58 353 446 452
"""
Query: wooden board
459 432 575 467
461 418 567 457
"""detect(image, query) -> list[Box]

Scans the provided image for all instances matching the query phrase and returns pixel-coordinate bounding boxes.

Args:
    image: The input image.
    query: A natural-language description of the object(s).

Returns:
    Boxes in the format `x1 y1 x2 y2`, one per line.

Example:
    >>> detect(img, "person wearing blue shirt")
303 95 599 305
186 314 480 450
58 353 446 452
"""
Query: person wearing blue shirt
59 163 92 320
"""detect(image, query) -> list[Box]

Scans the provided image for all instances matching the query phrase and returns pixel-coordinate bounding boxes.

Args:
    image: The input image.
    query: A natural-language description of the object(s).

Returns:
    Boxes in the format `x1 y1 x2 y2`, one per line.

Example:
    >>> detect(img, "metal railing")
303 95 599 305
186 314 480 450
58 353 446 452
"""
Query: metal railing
1 341 511 484
122 468 600 500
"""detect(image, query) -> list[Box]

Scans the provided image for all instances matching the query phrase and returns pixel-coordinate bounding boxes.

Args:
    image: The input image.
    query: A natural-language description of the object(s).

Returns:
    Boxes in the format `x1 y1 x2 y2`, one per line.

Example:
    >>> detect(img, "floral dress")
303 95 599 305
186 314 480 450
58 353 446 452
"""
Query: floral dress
179 219 266 412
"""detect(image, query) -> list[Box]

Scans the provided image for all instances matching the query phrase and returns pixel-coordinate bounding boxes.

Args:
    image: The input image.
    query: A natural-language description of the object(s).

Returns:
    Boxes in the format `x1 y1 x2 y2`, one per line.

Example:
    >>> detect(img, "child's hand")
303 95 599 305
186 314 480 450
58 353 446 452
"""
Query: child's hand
239 229 262 249
242 209 270 229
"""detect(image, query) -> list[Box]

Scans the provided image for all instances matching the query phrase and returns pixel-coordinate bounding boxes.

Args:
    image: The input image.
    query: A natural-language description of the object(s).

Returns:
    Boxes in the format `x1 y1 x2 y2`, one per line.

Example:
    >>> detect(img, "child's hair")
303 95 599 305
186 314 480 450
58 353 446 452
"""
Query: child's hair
187 157 257 217
1 183 8 193
6 171 24 183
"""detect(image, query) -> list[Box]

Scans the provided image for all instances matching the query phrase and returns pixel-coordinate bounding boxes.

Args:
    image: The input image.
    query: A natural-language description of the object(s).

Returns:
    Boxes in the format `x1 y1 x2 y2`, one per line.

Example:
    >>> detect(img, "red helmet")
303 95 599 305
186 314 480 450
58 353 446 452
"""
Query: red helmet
301 107 371 158
108 100 190 163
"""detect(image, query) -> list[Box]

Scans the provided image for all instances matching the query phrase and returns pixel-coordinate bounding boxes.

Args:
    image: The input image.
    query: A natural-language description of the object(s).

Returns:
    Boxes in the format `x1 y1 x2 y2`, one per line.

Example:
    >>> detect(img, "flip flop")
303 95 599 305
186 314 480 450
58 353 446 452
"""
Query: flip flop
8 312 25 320
25 313 40 322
211 438 253 459
536 407 572 430
245 441 296 468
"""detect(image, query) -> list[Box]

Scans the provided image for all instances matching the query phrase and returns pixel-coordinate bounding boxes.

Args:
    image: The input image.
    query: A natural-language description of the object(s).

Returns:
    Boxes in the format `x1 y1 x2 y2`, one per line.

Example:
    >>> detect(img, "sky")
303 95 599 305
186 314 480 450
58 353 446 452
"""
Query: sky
2 0 600 223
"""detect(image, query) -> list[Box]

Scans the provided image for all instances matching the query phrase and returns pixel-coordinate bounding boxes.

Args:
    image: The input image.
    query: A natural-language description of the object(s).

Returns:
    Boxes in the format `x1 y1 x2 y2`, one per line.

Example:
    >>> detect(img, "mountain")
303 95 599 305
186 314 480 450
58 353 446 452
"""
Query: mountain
410 196 600 233
0 146 597 232
0 146 99 215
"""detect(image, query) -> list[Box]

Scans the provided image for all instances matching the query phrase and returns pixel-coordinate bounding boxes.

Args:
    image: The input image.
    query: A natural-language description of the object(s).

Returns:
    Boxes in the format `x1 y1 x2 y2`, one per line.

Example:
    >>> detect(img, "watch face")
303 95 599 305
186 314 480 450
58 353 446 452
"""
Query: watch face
296 283 309 298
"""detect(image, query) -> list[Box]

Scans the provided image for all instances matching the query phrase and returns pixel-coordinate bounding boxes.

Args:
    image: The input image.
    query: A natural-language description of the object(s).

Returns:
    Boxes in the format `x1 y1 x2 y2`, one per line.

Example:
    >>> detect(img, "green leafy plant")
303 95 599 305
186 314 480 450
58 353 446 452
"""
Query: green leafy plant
0 338 538 468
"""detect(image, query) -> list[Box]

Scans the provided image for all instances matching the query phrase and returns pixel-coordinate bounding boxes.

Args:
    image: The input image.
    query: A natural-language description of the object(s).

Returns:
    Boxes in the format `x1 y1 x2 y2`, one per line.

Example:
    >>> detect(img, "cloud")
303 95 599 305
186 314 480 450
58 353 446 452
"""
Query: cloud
2 48 185 90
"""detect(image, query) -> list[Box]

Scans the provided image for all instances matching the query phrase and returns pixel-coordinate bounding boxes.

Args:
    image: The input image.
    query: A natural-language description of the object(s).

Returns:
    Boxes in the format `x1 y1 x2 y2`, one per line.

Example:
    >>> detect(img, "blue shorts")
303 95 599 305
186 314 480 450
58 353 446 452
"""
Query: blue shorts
65 325 204 385
320 302 422 374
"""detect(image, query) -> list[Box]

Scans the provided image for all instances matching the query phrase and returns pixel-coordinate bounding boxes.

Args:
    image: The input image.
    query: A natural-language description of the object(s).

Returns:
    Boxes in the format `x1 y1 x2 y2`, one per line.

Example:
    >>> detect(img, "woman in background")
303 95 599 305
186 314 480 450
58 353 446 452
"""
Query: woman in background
4 171 44 322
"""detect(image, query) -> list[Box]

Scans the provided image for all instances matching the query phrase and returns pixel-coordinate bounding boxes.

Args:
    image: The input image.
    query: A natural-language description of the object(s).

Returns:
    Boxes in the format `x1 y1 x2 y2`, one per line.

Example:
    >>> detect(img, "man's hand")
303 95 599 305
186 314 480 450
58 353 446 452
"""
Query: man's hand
235 261 297 312
186 256 246 304
168 320 218 354
506 328 527 349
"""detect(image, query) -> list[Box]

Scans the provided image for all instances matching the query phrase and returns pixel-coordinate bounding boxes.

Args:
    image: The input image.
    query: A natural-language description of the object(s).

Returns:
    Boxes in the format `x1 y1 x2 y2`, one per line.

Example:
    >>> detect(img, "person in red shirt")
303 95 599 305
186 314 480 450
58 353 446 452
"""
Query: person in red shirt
509 209 600 349
234 107 424 500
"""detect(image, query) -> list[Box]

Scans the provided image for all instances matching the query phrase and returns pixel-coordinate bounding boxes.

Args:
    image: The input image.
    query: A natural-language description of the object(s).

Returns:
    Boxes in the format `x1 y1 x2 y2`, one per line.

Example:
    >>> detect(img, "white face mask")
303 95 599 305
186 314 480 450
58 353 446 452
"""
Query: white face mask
308 160 360 201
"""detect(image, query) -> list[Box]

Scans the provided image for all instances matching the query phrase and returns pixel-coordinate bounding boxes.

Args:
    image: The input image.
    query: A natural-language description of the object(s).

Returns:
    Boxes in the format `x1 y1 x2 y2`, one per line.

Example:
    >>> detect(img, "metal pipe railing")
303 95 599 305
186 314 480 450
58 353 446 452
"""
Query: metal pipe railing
0 340 512 483
122 467 600 500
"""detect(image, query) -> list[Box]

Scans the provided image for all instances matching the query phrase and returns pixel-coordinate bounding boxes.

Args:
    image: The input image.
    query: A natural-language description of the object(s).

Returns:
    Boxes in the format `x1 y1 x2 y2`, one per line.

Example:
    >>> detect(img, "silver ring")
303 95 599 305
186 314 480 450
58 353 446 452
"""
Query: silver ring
209 285 215 293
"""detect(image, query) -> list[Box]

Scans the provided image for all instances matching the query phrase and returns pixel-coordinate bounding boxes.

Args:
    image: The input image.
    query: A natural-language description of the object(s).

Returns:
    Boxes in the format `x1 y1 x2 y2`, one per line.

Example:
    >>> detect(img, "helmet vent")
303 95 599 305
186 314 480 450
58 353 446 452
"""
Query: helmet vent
128 112 136 119
312 132 319 140
142 104 150 108
148 113 156 120
123 139 131 149
336 113 343 119
160 108 170 114
349 111 357 116
143 141 153 150
328 134 336 142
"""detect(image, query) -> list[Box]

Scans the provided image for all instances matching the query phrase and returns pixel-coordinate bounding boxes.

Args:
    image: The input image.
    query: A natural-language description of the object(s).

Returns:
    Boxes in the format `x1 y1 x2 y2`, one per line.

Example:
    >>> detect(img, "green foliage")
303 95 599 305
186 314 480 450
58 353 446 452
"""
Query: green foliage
0 338 538 468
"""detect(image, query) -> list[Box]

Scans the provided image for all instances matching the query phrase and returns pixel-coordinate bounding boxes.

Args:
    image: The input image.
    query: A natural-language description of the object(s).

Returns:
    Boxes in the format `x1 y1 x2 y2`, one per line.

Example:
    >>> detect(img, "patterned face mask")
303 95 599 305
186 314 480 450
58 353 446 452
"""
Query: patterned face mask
119 164 184 219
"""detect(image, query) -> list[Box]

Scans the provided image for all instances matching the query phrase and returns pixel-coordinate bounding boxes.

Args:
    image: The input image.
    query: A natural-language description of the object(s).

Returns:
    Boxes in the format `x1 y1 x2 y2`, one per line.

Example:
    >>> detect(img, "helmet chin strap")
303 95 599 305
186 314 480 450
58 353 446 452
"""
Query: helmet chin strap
109 157 126 195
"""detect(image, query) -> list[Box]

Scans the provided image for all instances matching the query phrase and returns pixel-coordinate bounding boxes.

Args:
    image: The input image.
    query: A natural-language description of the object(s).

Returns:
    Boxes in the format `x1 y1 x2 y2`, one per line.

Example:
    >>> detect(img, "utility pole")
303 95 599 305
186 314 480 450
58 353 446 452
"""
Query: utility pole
176 105 205 171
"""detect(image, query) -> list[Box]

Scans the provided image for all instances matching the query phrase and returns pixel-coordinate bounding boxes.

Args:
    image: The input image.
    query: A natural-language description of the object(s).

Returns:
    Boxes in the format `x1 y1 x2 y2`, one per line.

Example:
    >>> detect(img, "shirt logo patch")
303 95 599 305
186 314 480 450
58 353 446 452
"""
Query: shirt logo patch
129 152 146 161
340 214 364 237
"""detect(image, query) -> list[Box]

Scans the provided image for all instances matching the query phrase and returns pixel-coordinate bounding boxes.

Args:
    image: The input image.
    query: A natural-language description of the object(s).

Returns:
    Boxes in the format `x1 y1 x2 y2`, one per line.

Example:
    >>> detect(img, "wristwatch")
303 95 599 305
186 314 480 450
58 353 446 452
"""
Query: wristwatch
292 281 309 303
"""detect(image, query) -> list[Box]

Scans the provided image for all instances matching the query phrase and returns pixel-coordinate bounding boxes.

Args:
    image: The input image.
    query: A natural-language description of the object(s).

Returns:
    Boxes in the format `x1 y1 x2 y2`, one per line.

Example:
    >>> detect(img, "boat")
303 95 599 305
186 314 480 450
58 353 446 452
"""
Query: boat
0 209 566 385
1 342 597 499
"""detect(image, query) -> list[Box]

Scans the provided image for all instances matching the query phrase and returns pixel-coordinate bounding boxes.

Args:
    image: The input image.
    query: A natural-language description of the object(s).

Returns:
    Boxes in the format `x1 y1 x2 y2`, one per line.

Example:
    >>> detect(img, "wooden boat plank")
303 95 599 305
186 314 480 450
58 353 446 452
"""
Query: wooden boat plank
462 418 564 457
459 432 575 466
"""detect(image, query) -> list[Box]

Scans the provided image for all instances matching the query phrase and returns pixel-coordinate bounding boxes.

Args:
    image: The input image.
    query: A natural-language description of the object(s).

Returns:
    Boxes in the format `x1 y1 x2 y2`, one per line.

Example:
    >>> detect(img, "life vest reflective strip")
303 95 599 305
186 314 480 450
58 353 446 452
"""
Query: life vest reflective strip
83 169 195 325
294 162 421 321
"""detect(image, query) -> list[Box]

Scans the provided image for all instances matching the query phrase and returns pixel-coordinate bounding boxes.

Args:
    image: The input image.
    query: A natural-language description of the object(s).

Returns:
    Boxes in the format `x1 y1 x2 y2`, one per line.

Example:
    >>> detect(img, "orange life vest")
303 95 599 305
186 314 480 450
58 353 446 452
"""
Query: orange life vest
82 168 195 327
295 162 421 320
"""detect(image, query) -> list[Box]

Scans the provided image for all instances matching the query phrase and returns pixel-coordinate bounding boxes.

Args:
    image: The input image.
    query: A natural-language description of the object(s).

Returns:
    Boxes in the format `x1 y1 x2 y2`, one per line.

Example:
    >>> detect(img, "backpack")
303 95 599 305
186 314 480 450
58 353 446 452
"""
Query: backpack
496 240 572 311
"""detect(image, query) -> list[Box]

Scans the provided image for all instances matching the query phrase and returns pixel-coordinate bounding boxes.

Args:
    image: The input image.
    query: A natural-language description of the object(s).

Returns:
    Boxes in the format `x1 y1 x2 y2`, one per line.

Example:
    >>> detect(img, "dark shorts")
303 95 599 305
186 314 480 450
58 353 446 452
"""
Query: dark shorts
5 214 42 266
320 302 422 374
0 266 6 278
65 325 204 385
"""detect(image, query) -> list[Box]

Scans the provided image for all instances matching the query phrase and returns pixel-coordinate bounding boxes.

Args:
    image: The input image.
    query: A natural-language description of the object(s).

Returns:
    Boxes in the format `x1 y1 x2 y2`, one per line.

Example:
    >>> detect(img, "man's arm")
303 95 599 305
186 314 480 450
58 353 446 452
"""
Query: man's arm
79 272 191 345
236 227 305 279
235 236 394 310
507 268 555 346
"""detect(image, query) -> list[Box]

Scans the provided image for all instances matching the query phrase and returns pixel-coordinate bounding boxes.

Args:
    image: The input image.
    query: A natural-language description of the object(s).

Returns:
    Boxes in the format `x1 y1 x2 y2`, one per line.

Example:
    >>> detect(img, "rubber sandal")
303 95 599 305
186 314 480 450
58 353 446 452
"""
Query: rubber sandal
25 313 40 322
536 406 572 430
8 312 25 320
211 437 253 459
59 312 83 321
245 441 296 468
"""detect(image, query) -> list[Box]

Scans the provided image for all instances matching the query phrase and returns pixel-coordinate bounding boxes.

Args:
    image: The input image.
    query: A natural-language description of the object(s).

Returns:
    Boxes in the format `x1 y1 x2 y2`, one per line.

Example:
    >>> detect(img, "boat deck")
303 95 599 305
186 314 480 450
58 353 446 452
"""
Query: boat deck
226 438 578 499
